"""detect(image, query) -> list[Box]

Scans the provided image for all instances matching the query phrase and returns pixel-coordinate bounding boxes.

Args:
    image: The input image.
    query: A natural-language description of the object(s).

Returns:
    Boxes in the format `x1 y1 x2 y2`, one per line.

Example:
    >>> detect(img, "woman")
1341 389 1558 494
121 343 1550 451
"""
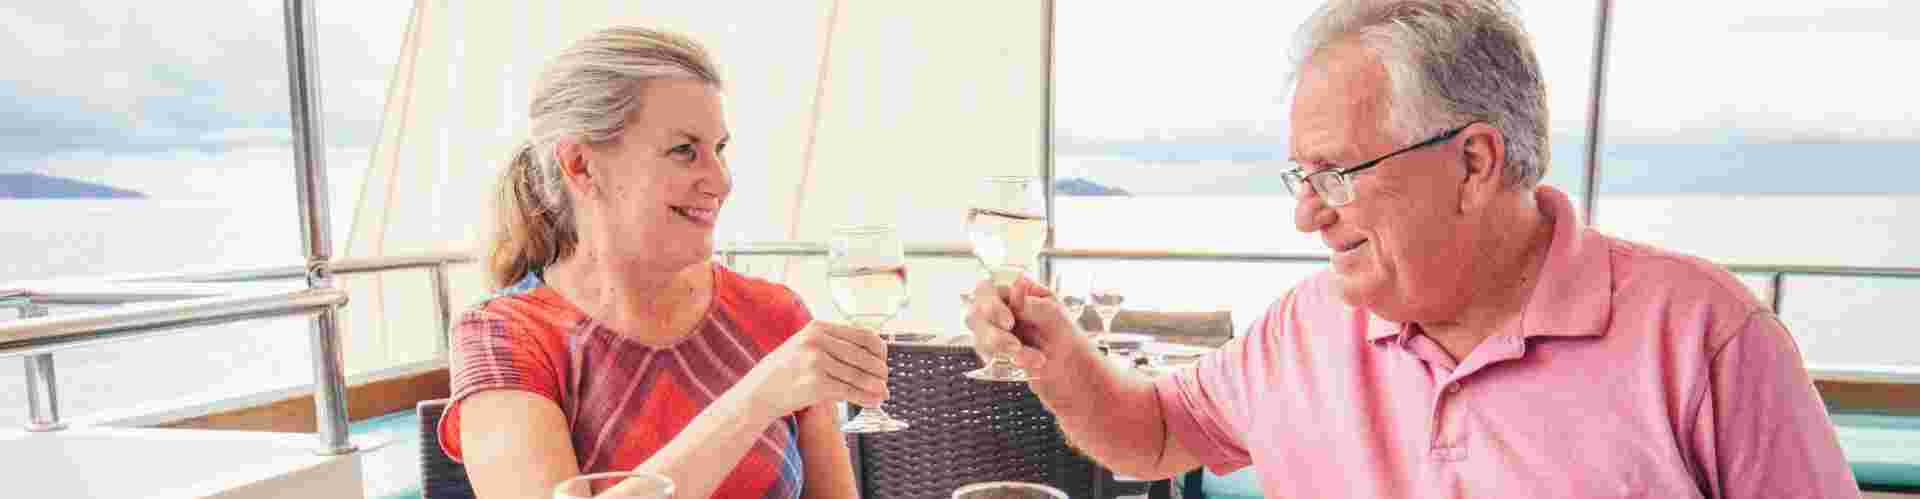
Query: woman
439 26 888 499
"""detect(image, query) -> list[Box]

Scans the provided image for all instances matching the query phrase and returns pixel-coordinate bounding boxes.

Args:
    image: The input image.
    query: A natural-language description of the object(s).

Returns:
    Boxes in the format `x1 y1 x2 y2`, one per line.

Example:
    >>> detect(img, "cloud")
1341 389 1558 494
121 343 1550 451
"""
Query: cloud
0 1 409 165
1053 0 1920 143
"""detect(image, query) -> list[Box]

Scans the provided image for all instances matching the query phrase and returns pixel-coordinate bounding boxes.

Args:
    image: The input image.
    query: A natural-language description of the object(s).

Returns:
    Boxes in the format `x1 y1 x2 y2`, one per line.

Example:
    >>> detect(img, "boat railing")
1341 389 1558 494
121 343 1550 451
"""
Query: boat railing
0 251 473 452
4 238 1916 454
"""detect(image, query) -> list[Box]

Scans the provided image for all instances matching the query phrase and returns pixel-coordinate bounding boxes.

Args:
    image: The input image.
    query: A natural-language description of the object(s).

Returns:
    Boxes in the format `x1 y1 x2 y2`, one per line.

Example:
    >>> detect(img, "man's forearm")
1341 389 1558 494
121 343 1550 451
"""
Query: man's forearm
1030 343 1170 477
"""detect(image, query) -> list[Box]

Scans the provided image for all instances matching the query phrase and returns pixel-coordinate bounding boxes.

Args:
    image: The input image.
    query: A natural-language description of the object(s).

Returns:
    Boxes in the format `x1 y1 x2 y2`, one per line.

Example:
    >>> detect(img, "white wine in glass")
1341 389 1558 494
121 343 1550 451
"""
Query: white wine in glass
827 225 912 433
967 207 1049 286
827 264 909 333
964 176 1049 382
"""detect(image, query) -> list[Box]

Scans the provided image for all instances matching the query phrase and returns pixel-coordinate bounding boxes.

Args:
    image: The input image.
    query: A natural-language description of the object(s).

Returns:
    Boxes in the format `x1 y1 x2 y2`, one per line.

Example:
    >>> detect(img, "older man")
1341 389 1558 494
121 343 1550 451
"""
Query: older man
967 1 1856 497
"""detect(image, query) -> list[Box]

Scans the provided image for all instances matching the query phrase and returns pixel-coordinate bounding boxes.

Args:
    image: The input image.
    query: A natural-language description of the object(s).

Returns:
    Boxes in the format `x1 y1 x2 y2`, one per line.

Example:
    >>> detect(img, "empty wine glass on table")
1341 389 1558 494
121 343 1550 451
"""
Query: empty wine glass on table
826 225 912 433
1088 276 1125 336
553 471 673 499
964 176 1050 382
1087 276 1133 358
1053 271 1087 334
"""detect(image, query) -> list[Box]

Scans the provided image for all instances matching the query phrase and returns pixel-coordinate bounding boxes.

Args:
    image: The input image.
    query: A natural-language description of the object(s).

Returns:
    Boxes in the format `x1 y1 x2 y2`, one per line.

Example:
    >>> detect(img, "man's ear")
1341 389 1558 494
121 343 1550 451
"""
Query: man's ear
1456 123 1508 214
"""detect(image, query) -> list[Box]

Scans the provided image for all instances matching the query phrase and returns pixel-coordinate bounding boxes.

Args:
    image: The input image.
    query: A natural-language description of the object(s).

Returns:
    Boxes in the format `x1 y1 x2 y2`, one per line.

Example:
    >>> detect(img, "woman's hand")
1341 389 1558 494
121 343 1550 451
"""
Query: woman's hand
740 320 891 418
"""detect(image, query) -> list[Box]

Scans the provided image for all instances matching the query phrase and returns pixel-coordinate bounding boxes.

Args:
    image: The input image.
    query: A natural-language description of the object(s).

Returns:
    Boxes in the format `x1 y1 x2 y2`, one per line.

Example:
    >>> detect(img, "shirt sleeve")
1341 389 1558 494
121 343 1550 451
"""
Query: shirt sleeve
437 308 566 463
1153 295 1289 474
1690 311 1858 498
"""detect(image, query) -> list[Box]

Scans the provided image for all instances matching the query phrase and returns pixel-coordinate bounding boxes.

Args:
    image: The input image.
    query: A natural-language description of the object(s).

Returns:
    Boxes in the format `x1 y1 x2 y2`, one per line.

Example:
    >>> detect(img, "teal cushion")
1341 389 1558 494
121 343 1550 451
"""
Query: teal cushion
350 411 426 499
1199 466 1263 498
1832 412 1920 490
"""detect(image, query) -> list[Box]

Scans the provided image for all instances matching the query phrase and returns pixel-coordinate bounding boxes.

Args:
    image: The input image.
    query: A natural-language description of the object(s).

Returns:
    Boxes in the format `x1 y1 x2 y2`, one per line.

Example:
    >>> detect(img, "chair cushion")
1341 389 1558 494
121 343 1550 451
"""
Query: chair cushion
1834 412 1920 491
1199 467 1262 498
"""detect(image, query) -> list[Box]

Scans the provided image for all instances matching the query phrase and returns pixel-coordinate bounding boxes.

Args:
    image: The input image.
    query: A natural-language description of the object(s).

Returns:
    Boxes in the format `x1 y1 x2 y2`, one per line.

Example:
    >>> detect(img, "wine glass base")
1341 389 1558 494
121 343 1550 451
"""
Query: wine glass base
963 363 1034 383
878 332 936 344
841 411 910 434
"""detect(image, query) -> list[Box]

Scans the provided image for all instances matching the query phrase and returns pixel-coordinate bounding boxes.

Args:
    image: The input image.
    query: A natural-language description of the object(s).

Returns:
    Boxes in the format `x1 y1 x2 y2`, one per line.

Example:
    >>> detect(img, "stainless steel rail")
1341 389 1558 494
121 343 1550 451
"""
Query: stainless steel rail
21 304 61 432
9 283 246 306
0 289 348 359
281 0 355 456
1580 0 1615 221
0 249 474 436
1039 0 1057 285
117 251 476 284
0 252 474 307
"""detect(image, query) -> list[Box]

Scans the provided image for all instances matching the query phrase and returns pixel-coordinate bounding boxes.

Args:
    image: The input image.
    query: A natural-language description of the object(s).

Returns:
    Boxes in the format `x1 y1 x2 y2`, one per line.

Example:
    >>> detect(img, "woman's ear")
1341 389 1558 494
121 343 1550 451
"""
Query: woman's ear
555 139 597 198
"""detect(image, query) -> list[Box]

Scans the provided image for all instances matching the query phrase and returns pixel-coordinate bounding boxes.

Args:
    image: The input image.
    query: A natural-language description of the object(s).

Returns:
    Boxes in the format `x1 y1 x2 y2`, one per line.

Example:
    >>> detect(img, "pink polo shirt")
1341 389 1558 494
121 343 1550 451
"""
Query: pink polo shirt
1155 186 1857 498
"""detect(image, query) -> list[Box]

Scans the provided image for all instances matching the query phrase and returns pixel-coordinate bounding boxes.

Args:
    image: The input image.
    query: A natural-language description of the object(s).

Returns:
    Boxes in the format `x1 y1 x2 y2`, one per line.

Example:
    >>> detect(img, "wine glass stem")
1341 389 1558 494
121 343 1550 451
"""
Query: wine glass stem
854 323 893 418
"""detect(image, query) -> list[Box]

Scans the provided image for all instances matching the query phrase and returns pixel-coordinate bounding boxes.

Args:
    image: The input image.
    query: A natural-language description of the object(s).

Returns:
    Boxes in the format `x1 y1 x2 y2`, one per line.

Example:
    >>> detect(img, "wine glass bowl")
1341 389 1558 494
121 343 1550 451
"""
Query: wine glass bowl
964 176 1049 383
966 177 1050 286
827 225 911 433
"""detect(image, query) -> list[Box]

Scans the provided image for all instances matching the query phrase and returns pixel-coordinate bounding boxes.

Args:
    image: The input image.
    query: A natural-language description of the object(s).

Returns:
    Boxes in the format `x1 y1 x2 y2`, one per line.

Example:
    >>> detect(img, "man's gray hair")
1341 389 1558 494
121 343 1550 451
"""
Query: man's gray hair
1295 0 1549 188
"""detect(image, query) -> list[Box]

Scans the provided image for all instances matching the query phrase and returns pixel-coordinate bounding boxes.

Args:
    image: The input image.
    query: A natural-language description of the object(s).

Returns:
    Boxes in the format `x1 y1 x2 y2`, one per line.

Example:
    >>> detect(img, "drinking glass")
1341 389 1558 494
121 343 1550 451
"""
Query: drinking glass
553 471 674 499
827 225 912 433
964 176 1050 382
1053 271 1087 333
1088 276 1126 337
951 481 1068 499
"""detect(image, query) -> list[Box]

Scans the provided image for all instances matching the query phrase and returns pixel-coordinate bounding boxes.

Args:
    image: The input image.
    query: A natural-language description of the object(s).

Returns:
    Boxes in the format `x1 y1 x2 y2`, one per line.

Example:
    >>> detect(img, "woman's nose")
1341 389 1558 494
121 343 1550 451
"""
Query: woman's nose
697 150 731 198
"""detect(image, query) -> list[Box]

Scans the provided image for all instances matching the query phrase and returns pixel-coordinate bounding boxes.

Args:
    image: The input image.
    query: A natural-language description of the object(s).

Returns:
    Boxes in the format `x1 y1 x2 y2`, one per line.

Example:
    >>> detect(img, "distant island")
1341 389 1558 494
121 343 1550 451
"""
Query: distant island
1054 177 1130 196
0 173 147 199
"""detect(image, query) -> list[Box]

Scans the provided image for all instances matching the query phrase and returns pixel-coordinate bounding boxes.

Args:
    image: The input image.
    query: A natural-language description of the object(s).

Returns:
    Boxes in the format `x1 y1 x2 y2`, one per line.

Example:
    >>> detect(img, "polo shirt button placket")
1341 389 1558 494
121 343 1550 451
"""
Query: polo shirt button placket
1429 445 1467 461
1430 379 1469 463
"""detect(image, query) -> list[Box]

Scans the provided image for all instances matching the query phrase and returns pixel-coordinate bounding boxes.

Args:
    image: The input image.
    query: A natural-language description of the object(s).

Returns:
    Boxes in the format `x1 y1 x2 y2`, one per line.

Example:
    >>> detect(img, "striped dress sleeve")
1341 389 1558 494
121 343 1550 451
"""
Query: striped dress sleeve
437 307 567 462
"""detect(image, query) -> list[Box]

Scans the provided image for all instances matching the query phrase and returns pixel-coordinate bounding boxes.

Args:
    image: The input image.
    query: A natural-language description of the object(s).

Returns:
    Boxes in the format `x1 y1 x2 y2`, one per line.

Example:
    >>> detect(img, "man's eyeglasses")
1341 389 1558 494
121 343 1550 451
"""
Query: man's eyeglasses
1282 123 1472 207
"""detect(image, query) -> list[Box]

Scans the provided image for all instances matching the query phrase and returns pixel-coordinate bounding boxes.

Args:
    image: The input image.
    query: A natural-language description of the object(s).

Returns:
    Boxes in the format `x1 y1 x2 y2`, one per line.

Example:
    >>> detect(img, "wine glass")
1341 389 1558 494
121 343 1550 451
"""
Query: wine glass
1089 277 1125 336
1053 271 1087 334
964 176 1050 382
826 225 911 433
952 481 1068 499
1087 275 1128 357
553 471 673 499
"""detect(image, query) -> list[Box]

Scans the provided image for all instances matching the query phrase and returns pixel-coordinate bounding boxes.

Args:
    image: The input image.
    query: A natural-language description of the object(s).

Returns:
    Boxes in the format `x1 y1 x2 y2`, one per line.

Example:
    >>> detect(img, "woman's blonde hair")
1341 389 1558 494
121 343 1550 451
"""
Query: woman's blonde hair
489 26 723 287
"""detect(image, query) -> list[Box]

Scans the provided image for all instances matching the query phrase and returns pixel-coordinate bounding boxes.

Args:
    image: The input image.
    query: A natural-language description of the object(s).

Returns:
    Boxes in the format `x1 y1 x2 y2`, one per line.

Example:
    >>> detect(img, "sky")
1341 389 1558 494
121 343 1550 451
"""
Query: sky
2 0 1916 186
1054 0 1920 143
0 1 408 164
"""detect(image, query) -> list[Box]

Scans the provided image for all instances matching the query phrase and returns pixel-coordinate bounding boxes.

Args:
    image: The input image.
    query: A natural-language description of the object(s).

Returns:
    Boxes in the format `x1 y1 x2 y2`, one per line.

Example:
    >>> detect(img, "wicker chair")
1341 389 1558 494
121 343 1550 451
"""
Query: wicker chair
416 399 477 499
848 343 1110 498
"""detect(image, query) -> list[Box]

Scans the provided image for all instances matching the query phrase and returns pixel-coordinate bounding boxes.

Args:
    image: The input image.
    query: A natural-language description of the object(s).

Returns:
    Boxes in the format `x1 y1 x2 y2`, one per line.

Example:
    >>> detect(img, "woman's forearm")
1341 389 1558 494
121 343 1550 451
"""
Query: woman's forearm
602 384 780 498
